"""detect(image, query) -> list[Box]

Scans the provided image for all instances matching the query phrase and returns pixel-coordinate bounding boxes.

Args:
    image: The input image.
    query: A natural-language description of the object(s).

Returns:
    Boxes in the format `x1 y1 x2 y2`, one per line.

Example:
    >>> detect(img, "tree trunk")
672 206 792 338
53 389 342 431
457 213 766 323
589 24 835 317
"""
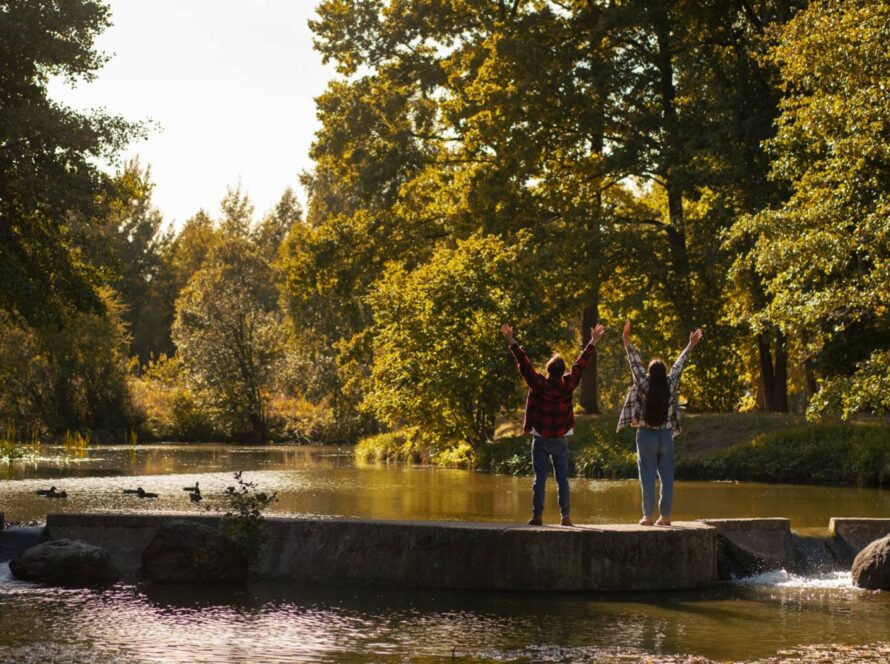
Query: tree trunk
578 79 604 416
757 330 788 412
773 331 789 412
579 295 600 414
804 361 818 402
655 9 695 328
757 332 777 412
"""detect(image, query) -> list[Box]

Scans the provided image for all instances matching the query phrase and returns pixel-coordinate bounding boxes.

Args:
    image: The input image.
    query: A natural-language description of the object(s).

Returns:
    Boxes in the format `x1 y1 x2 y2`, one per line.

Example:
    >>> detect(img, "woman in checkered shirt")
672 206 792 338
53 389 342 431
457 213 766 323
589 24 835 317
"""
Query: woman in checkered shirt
618 321 703 526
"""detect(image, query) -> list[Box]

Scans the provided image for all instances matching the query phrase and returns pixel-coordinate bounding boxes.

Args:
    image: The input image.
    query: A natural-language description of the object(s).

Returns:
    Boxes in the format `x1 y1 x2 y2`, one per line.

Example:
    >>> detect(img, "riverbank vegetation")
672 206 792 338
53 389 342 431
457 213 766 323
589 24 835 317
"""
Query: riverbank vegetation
1 1 889 458
357 413 890 488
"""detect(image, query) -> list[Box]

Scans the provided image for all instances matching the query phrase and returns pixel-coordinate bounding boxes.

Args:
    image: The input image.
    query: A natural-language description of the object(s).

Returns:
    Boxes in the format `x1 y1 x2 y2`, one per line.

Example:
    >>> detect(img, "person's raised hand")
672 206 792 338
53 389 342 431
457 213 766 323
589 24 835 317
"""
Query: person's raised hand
622 320 632 346
500 324 515 345
590 324 605 346
689 328 704 349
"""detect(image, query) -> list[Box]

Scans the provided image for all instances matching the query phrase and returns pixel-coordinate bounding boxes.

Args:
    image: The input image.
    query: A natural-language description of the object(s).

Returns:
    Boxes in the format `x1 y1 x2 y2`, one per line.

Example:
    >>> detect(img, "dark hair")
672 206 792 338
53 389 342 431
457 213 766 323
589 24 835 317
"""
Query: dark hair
643 359 670 427
546 354 565 380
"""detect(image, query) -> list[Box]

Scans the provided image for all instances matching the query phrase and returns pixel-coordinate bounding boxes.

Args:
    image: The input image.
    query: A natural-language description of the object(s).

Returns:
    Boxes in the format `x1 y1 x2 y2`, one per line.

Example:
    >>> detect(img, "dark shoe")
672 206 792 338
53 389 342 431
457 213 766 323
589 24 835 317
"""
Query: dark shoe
527 516 543 526
560 516 574 527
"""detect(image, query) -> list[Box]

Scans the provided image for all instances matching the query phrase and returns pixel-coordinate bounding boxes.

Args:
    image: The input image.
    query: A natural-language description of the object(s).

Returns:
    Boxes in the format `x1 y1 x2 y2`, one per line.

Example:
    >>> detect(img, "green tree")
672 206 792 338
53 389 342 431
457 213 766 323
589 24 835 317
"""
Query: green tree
278 48 442 427
99 160 175 365
172 238 283 442
0 289 139 439
164 210 220 293
253 187 303 263
0 0 142 323
219 185 255 237
364 233 567 450
304 0 806 418
737 0 890 418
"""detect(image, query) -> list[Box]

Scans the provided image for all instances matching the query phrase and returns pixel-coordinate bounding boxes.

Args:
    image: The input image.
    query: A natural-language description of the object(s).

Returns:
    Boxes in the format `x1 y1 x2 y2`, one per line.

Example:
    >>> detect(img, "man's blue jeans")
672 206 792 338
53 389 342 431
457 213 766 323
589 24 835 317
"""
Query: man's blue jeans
531 435 570 517
636 427 674 517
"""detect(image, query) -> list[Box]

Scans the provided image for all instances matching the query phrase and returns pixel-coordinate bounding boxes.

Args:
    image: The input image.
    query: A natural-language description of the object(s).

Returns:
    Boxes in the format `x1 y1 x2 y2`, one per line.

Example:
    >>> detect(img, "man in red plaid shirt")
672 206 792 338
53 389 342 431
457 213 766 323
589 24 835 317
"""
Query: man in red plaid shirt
501 323 605 526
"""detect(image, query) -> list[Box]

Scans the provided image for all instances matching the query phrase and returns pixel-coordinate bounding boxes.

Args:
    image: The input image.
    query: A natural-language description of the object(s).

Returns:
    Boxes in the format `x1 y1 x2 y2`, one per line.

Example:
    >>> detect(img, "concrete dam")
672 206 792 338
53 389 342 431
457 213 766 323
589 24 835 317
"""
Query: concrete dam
4 513 884 591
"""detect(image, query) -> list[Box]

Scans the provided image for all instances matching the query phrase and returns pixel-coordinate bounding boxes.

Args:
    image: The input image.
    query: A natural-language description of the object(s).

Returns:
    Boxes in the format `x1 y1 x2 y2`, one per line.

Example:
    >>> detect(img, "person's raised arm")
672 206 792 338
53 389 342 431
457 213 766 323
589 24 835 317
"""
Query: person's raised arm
501 324 545 389
669 327 703 381
622 321 647 385
565 324 605 389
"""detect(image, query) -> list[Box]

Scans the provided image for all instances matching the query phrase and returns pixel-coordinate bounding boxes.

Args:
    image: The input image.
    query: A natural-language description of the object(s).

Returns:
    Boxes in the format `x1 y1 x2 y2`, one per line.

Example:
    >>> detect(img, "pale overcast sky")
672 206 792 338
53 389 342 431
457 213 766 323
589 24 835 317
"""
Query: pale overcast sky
48 0 335 231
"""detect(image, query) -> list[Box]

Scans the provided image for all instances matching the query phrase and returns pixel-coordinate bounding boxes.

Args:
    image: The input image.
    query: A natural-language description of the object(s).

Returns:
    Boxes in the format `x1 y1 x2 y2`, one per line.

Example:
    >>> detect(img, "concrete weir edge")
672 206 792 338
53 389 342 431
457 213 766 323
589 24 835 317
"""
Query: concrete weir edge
45 513 717 591
37 514 890 590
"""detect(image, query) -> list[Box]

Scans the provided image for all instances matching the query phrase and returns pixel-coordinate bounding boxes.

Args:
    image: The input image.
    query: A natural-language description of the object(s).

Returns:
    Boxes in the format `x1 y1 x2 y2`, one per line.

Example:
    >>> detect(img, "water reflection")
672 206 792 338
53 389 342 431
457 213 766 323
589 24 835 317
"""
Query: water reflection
2 445 889 531
1 562 889 662
1 435 890 663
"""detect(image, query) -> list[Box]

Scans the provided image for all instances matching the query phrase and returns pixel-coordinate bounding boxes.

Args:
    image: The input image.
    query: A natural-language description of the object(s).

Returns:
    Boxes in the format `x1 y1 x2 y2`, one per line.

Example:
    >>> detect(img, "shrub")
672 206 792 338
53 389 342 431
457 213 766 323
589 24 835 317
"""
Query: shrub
476 417 637 477
217 472 278 564
131 355 220 441
355 429 428 464
677 423 890 486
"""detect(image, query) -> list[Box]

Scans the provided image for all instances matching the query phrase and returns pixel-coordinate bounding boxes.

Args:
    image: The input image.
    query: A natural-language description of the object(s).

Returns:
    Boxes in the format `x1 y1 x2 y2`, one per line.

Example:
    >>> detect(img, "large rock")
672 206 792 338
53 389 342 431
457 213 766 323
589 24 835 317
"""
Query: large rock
9 539 117 587
852 533 890 590
140 519 246 584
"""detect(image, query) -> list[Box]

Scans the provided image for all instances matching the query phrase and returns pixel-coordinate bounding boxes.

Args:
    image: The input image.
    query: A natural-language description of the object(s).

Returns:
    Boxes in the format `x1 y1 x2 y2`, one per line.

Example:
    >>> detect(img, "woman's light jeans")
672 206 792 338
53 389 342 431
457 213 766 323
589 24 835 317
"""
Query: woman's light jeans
636 427 674 517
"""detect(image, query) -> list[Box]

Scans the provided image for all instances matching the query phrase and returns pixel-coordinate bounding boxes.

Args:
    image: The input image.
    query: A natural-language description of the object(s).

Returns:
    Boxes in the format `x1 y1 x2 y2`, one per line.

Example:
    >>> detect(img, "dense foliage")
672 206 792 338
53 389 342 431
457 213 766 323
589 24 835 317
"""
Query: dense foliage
735 0 890 419
285 0 810 450
0 0 142 323
364 233 568 448
172 237 283 443
1 0 888 452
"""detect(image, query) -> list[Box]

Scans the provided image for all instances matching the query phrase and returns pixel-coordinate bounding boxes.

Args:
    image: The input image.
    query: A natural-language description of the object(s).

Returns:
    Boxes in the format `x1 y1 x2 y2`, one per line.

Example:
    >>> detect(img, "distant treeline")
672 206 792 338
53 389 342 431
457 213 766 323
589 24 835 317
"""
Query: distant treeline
1 0 888 449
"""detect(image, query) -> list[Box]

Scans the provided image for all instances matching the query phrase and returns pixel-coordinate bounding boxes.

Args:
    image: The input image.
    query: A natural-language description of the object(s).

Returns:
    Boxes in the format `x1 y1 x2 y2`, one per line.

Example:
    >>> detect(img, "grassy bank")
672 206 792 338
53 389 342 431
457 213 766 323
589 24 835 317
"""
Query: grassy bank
357 413 890 487
677 422 890 486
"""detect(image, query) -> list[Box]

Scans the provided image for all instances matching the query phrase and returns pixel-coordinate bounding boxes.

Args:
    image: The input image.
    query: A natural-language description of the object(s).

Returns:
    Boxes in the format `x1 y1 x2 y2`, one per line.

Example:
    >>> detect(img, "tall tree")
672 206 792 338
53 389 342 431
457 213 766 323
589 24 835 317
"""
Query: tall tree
301 0 804 428
99 160 174 365
365 232 564 449
253 187 303 263
737 0 890 418
172 238 283 442
0 0 142 323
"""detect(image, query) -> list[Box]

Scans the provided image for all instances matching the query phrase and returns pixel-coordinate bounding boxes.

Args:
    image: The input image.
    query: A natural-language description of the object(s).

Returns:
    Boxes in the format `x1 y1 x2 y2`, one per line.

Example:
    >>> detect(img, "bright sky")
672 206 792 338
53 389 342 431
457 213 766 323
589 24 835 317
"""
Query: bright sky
48 0 335 231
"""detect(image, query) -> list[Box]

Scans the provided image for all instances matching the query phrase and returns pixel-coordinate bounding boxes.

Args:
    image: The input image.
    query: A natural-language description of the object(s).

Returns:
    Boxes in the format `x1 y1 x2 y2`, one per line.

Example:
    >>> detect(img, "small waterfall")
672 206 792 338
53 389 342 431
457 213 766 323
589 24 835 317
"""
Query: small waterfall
788 532 855 575
0 525 45 564
733 568 854 589
714 521 857 584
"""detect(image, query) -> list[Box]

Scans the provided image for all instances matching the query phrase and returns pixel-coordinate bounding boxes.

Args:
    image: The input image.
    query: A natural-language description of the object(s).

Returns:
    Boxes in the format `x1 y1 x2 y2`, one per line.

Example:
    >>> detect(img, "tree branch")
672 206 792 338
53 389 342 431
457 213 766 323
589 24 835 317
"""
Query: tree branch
739 0 764 33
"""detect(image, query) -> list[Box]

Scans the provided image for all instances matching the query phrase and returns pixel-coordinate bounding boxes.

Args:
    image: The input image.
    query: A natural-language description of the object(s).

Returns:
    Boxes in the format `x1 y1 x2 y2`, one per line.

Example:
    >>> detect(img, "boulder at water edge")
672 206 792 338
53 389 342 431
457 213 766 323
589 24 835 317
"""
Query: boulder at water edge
851 533 890 590
140 519 247 584
10 539 117 587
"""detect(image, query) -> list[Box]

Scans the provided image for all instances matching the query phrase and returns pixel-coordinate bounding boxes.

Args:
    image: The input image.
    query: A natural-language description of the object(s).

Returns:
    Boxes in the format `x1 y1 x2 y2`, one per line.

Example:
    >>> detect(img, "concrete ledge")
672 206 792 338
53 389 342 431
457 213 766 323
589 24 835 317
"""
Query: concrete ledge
830 518 890 553
700 517 791 532
46 513 718 592
699 518 793 578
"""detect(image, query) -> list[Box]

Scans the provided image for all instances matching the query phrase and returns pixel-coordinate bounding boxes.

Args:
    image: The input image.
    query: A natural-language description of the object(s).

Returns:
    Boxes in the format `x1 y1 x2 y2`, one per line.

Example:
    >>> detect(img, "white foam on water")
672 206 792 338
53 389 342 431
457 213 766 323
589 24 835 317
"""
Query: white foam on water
732 568 855 589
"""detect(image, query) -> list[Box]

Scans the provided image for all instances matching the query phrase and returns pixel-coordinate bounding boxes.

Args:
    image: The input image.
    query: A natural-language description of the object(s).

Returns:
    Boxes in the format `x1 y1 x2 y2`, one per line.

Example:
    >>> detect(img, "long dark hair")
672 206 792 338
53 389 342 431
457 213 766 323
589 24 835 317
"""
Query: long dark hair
643 359 670 427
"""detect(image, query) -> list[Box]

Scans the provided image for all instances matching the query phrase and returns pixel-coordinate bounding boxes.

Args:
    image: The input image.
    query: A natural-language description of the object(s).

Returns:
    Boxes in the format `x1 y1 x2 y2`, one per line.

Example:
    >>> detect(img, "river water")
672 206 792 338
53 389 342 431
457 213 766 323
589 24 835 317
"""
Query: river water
1 444 889 663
